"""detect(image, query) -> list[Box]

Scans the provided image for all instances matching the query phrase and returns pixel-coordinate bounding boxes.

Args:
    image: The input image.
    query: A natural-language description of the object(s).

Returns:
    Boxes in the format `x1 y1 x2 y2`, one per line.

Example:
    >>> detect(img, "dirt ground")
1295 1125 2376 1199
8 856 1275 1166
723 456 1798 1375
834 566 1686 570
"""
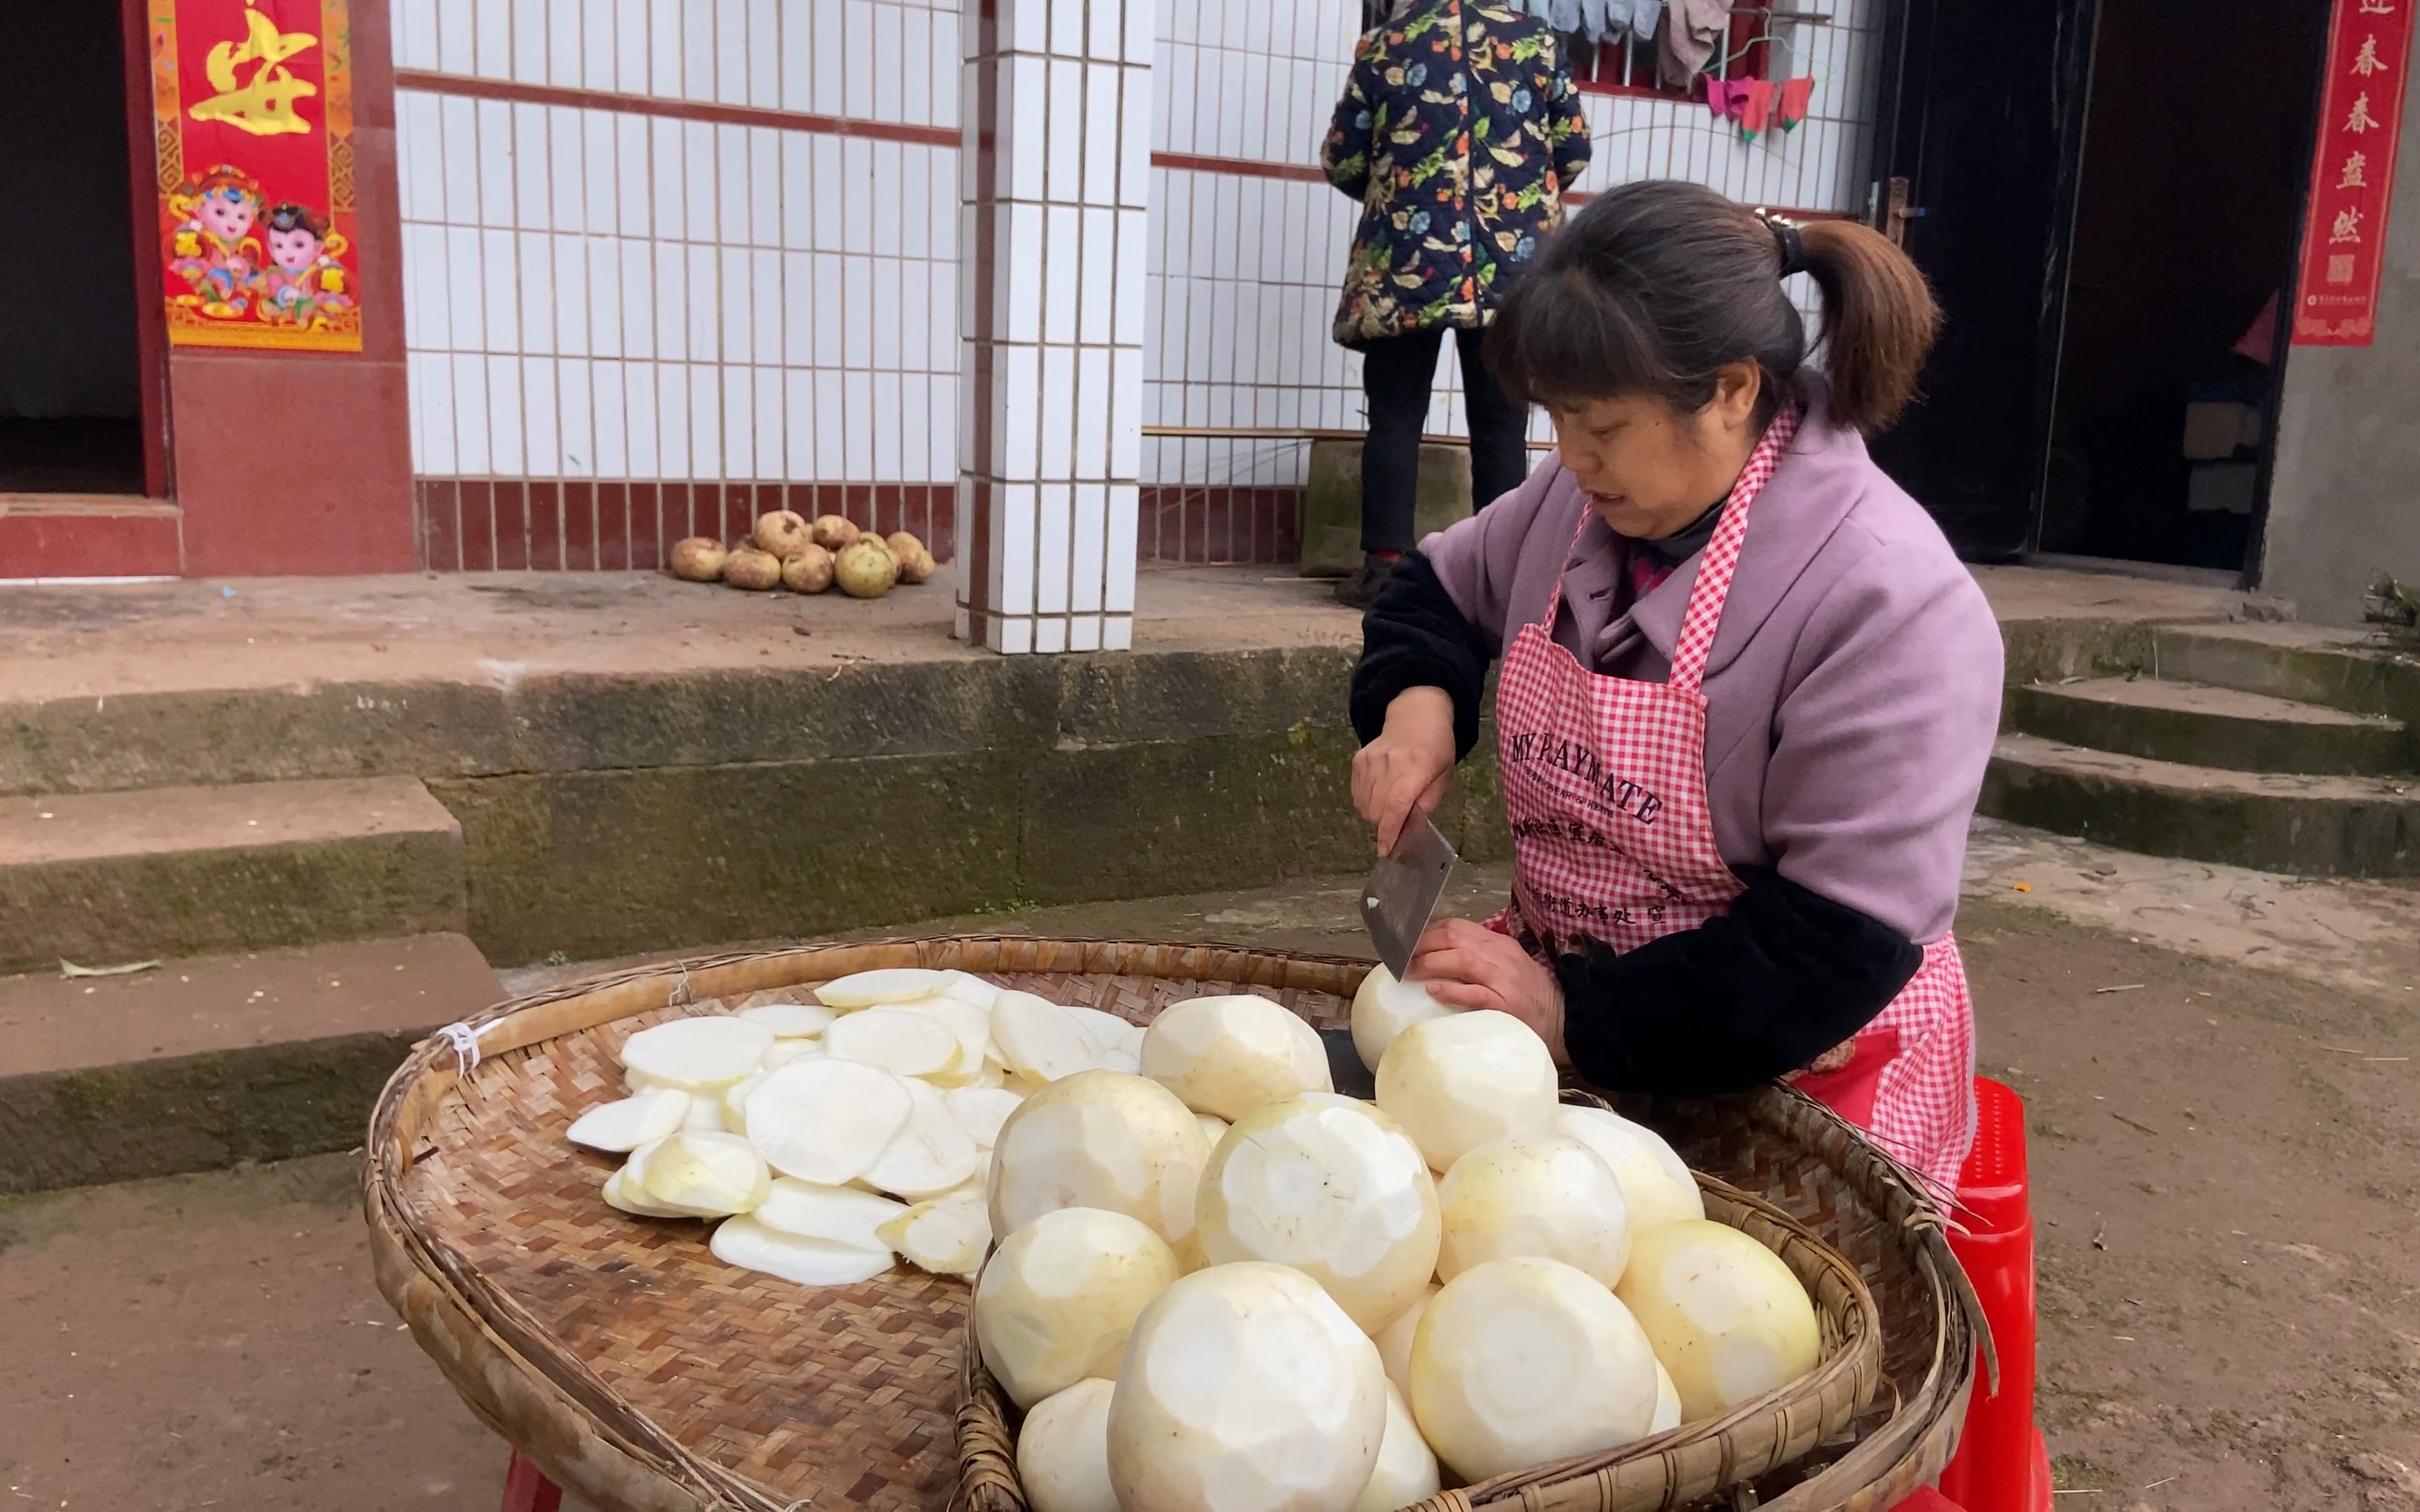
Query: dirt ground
4 869 2419 1509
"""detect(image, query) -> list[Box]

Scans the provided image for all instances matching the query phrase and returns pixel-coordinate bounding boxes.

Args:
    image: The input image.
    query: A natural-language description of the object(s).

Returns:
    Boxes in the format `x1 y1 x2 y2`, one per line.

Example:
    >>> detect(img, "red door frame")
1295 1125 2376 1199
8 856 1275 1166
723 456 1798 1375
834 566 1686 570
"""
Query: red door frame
118 0 172 500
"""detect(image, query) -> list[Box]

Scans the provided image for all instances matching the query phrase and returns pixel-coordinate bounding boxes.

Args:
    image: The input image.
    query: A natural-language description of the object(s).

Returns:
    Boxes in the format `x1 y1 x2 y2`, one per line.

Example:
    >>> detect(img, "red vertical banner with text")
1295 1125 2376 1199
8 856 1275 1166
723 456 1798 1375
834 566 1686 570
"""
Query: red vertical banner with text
150 0 362 352
2295 0 2416 345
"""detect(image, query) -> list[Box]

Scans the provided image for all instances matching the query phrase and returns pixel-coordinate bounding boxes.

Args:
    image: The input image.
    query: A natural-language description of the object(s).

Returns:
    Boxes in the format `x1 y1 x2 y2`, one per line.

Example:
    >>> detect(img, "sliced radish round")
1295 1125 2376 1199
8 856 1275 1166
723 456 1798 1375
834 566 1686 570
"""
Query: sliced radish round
879 1197 991 1278
944 1086 1027 1149
825 1007 963 1078
721 1072 767 1129
744 1059 915 1186
709 1214 893 1287
601 1159 693 1219
639 1130 770 1216
867 1078 982 1198
619 1016 776 1090
682 1094 733 1133
814 968 946 1010
938 969 1002 1011
900 995 996 1071
739 1002 839 1039
753 1177 908 1250
567 1088 691 1153
992 991 1097 1082
763 1038 823 1068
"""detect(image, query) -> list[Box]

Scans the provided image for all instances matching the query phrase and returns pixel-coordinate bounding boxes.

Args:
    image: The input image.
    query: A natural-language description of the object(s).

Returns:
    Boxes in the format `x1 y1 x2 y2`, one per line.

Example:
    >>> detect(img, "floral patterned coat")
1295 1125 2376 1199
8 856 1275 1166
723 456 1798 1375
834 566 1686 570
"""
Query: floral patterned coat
1321 0 1592 348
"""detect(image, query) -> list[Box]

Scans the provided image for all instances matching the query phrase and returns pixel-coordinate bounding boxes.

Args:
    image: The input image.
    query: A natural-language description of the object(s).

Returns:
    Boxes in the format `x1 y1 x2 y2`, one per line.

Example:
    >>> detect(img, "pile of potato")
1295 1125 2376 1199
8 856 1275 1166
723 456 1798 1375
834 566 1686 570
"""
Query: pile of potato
668 510 936 600
564 967 1824 1512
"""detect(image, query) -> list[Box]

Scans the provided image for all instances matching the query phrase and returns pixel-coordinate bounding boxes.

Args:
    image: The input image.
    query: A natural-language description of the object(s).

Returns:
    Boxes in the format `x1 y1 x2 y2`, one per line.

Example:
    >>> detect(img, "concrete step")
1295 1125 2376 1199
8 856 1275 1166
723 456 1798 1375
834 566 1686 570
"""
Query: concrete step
0 778 468 975
1980 734 2420 878
2004 677 2414 776
0 932 502 1194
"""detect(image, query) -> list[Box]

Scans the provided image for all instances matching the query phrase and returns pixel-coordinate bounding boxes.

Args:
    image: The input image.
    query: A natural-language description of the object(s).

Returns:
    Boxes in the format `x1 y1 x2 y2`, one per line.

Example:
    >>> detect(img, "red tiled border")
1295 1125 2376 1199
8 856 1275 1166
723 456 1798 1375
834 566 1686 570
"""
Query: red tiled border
417 479 957 572
1150 151 1330 185
1139 486 1303 566
392 71 962 148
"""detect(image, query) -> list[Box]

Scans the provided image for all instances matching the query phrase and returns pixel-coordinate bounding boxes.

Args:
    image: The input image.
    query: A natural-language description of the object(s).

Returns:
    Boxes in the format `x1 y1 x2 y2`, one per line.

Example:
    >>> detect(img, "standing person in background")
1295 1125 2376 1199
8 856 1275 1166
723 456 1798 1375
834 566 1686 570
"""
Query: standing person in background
1321 0 1592 608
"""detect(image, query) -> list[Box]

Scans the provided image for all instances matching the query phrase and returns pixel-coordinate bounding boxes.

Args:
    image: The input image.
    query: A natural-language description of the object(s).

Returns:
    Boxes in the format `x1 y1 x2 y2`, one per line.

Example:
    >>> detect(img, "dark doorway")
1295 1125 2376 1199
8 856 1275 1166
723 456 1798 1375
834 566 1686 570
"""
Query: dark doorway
0 2 153 496
2036 0 2333 573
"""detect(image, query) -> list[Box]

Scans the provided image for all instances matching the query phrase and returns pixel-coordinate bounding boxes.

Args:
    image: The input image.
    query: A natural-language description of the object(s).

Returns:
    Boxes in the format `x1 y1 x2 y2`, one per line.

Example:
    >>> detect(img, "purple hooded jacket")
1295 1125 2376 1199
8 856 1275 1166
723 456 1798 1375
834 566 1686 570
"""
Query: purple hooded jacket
1416 377 2003 944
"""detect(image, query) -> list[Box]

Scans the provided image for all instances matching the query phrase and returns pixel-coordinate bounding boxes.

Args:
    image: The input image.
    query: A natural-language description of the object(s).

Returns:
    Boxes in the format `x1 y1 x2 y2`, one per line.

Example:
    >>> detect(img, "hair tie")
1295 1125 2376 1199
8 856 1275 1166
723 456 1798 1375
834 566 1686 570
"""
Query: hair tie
1755 208 1806 279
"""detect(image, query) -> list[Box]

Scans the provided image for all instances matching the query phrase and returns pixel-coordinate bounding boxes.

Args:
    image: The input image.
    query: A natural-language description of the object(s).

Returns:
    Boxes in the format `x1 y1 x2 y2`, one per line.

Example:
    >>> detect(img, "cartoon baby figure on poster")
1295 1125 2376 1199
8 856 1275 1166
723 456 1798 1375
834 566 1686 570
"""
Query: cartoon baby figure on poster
259 201 354 330
167 164 267 318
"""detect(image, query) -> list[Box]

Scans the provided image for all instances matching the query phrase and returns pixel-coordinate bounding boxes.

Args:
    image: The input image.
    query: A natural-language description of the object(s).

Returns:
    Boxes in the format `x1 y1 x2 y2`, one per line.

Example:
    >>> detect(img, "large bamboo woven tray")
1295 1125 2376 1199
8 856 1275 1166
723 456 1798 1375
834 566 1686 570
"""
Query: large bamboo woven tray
365 937 1980 1512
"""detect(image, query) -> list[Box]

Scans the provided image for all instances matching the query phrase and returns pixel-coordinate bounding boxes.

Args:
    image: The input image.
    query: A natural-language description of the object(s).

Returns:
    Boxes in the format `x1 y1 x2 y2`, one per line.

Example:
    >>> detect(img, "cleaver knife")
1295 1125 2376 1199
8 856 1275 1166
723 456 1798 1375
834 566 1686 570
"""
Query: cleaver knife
1361 818 1458 981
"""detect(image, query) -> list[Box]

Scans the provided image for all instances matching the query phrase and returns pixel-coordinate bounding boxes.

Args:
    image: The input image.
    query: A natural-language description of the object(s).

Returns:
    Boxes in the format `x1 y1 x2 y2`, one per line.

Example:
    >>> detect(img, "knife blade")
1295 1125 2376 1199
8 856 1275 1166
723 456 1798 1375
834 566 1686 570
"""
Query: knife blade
1361 818 1458 980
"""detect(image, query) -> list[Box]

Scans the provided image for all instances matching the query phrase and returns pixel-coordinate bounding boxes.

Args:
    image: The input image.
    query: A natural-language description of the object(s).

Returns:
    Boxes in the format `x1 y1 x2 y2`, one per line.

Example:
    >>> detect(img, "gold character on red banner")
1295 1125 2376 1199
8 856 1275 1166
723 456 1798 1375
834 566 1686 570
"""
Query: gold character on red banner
190 4 321 136
2341 149 2370 187
153 0 361 351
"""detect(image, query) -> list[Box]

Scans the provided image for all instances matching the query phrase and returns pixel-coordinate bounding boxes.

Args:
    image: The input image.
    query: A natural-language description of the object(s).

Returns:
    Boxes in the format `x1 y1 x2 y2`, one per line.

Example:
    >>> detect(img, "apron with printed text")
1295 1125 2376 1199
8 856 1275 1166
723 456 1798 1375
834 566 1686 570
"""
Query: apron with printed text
1484 408 1977 1191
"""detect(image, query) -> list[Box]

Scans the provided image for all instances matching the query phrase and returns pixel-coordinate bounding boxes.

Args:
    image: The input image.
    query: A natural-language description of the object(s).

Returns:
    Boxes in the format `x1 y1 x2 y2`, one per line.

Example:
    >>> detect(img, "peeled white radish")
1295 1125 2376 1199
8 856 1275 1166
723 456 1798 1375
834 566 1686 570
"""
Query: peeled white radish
938 969 1003 1010
1017 1377 1118 1512
1194 1113 1230 1148
866 1079 983 1198
639 1129 771 1217
1370 1284 1435 1401
601 1156 693 1219
1139 994 1332 1121
1410 1256 1660 1483
992 992 1099 1082
744 1058 915 1186
1614 1219 1819 1424
1195 1093 1440 1331
946 1086 1028 1149
814 968 947 1009
988 1070 1214 1245
879 1196 992 1278
1354 1383 1443 1512
567 1088 691 1154
710 1214 893 1287
1550 1105 1705 1231
1351 964 1458 1073
1375 1010 1559 1171
739 1002 838 1039
753 1177 908 1250
1106 1261 1388 1512
1436 1134 1633 1289
1651 1360 1682 1434
975 1207 1181 1408
824 1007 963 1078
618 1015 776 1091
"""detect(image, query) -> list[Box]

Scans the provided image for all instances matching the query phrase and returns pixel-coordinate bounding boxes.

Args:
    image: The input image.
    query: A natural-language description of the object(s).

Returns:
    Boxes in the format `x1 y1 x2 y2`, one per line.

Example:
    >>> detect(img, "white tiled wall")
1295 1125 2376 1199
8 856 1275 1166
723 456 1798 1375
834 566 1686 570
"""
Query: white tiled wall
395 0 961 496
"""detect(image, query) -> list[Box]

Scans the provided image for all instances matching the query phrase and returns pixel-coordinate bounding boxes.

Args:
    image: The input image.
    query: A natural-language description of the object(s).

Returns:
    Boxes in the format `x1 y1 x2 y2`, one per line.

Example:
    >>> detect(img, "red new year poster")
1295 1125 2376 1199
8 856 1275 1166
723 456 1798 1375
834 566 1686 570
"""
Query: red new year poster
150 0 362 351
2293 0 2415 346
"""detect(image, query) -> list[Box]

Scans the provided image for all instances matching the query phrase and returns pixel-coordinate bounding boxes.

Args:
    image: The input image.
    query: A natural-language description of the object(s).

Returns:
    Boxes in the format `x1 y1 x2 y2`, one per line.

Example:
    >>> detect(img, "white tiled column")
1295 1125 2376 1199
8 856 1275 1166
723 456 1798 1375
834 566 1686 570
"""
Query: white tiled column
954 0 1151 654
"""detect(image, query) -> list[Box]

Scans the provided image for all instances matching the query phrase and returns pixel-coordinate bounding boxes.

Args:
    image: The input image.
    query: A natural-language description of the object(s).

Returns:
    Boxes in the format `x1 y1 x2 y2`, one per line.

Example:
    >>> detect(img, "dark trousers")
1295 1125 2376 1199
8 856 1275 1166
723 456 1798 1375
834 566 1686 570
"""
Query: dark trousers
1358 325 1531 554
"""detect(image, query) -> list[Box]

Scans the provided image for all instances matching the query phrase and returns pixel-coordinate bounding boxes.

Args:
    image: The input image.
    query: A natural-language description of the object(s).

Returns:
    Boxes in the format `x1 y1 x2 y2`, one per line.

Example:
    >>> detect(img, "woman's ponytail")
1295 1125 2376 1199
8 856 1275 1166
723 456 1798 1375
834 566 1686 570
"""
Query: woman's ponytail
1487 181 1944 437
1795 218 1940 435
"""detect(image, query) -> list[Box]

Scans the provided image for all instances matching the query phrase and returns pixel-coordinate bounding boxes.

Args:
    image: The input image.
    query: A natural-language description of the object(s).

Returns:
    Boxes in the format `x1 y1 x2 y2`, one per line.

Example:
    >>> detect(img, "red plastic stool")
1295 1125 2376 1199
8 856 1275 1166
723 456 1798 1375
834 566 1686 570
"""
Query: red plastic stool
1933 1077 2050 1512
501 1450 564 1512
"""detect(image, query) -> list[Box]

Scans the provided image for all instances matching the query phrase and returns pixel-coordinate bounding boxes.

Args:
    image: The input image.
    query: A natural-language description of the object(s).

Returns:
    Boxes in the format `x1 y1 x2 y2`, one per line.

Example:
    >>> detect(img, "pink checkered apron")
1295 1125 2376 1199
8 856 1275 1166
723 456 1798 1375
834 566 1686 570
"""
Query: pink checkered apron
1486 409 1977 1192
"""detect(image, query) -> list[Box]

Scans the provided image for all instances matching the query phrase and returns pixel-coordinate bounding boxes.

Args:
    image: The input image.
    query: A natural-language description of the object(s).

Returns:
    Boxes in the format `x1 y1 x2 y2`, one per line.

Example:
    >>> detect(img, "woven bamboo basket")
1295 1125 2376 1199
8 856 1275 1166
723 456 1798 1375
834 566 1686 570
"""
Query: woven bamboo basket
365 936 1980 1512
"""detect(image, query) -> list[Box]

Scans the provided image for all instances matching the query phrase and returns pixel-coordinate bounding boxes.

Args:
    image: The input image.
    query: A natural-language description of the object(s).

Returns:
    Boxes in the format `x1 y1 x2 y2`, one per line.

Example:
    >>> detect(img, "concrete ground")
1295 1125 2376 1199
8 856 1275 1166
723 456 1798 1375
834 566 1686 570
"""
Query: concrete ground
4 822 2419 1510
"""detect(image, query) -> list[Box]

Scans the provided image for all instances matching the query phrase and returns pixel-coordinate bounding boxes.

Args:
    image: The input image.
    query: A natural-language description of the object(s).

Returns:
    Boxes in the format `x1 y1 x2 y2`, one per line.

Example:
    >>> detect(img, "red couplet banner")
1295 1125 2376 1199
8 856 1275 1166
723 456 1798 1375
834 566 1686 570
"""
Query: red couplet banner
150 0 363 352
2294 0 2416 346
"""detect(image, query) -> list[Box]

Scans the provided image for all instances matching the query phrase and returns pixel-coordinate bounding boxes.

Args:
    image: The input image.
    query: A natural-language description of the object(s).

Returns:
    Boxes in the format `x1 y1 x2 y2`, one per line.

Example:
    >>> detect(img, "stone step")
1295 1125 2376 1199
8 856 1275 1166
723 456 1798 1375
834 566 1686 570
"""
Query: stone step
0 932 501 1194
0 778 468 975
1980 734 2420 878
2003 677 2414 776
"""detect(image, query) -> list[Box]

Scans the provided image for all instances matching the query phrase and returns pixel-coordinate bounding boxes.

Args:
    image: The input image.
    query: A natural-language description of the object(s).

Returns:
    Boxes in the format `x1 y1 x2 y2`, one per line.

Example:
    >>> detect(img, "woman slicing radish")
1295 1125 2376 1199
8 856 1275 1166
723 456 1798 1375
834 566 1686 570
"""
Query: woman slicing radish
1349 181 2002 1191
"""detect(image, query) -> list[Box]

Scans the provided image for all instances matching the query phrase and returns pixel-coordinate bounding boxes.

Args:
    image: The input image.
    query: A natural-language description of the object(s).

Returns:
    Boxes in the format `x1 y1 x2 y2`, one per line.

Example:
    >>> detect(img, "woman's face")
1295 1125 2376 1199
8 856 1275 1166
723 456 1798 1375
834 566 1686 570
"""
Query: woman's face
1544 363 1765 540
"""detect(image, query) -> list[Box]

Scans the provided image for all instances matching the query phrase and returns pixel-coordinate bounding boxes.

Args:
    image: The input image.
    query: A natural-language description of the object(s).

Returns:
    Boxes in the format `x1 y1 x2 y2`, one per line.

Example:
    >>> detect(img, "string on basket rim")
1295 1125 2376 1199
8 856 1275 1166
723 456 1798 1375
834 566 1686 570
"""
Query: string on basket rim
430 1018 508 1076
